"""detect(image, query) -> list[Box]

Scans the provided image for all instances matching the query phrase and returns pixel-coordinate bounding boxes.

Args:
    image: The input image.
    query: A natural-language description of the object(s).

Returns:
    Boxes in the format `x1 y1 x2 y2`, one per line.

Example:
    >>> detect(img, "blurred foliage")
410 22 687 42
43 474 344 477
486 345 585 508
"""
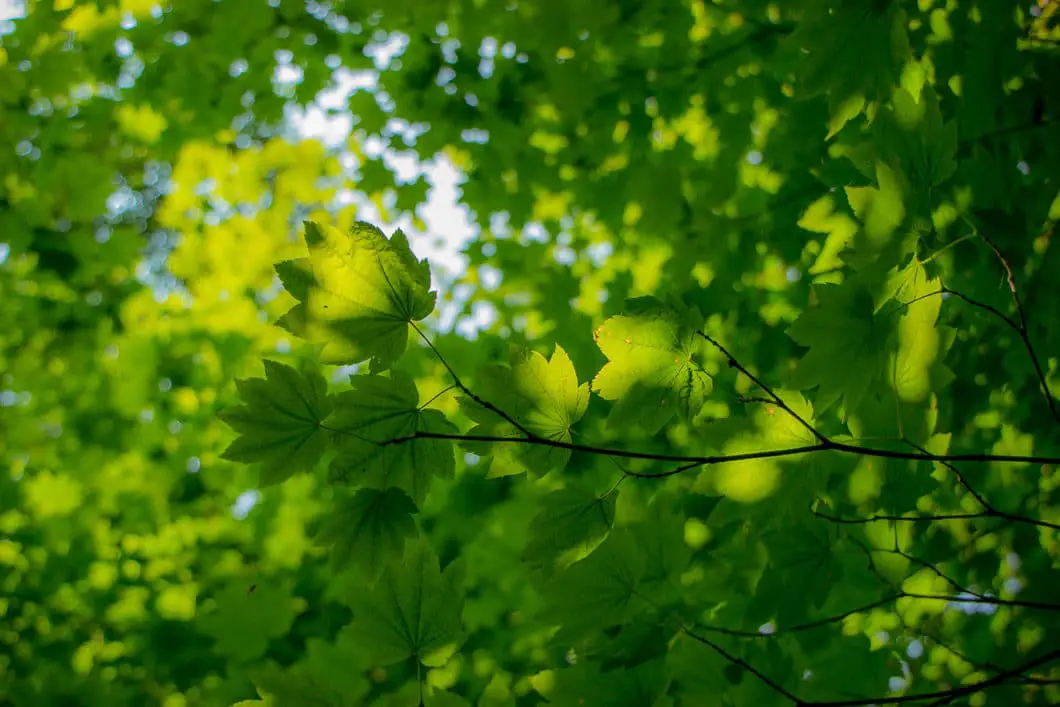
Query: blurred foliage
2 0 1060 705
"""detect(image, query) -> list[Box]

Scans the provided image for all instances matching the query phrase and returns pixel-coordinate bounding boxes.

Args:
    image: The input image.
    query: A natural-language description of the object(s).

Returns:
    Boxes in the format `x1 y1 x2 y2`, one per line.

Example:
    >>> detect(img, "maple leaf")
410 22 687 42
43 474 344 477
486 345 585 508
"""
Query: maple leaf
535 659 668 707
787 283 885 416
314 487 419 581
592 297 713 434
217 360 333 485
520 485 617 573
197 581 297 662
275 220 437 371
326 370 456 506
541 528 649 641
459 344 589 477
346 539 465 667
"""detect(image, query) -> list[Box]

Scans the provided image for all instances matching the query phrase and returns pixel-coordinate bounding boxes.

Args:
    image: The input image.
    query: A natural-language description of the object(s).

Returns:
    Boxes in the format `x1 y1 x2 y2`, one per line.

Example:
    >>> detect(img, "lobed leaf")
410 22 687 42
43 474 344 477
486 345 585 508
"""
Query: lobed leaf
521 486 617 572
346 539 465 667
315 487 420 581
460 344 589 478
217 360 334 486
326 370 456 505
275 221 437 371
592 296 713 434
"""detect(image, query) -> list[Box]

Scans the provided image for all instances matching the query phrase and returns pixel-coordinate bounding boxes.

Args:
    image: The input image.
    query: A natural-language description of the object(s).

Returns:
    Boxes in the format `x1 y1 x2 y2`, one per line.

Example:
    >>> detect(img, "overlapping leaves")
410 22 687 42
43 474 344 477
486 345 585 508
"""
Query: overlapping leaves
275 221 436 371
9 1 1060 706
315 487 419 580
326 371 457 505
592 297 714 434
459 344 589 477
787 282 885 416
346 539 466 667
521 485 617 573
218 360 333 486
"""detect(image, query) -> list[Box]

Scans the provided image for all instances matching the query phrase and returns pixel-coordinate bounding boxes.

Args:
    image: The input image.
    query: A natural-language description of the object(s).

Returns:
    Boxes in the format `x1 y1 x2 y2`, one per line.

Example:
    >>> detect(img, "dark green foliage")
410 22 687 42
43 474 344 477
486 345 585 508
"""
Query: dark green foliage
2 1 1059 706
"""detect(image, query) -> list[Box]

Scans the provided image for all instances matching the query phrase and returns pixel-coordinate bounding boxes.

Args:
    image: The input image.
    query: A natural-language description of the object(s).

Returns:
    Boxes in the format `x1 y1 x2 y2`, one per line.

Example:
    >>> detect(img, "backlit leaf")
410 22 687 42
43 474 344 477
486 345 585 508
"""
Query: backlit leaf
315 487 419 580
326 370 457 506
276 221 436 371
459 344 589 477
592 297 713 434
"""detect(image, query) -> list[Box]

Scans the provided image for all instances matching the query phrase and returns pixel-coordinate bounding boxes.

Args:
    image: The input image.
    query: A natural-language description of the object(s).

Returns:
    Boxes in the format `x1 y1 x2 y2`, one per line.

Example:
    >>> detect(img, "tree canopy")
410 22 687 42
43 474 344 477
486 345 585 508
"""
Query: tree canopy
2 1 1060 706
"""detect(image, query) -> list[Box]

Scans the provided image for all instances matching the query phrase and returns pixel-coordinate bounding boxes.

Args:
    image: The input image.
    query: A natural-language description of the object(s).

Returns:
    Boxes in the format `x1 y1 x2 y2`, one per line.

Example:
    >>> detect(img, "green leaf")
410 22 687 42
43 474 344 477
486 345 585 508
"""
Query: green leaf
889 264 945 403
796 635 893 704
782 3 909 108
315 487 419 581
541 659 669 707
883 85 958 190
198 582 297 662
592 297 713 434
845 161 907 250
424 692 472 707
597 622 673 672
669 633 730 700
276 221 437 371
787 283 885 415
748 519 837 626
520 486 617 572
218 360 334 485
346 539 465 667
459 344 589 478
635 495 693 604
252 662 359 707
326 371 456 505
542 528 649 640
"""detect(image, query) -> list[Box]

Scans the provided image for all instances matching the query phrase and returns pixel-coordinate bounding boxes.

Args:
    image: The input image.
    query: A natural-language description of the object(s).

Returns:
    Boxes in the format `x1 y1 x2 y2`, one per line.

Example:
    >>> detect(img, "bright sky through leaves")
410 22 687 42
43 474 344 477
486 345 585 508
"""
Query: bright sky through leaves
3 2 1060 706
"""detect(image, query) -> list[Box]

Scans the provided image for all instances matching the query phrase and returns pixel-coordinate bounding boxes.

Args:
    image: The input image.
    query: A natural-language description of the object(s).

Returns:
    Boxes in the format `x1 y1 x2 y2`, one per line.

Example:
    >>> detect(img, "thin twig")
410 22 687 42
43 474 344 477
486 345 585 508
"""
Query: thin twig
810 507 994 525
899 592 1060 613
918 649 1060 707
679 625 806 705
900 438 992 512
805 647 1060 706
697 330 826 442
417 384 456 411
690 594 903 639
812 496 1060 541
977 231 1060 426
410 322 535 437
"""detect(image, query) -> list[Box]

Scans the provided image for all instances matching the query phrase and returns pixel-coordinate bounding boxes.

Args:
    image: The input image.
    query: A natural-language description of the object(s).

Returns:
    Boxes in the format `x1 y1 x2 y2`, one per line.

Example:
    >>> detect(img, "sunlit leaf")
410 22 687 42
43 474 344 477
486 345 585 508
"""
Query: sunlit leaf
326 370 457 505
276 221 437 371
459 344 589 477
592 297 713 434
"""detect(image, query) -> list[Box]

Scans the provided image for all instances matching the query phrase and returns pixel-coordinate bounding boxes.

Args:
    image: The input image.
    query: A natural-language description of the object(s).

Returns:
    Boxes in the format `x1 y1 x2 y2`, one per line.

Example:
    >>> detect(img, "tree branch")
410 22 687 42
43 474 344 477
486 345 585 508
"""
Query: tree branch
679 625 806 704
698 330 825 442
977 231 1060 427
411 322 535 438
381 430 1060 469
683 625 1060 706
689 594 903 639
810 507 996 526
